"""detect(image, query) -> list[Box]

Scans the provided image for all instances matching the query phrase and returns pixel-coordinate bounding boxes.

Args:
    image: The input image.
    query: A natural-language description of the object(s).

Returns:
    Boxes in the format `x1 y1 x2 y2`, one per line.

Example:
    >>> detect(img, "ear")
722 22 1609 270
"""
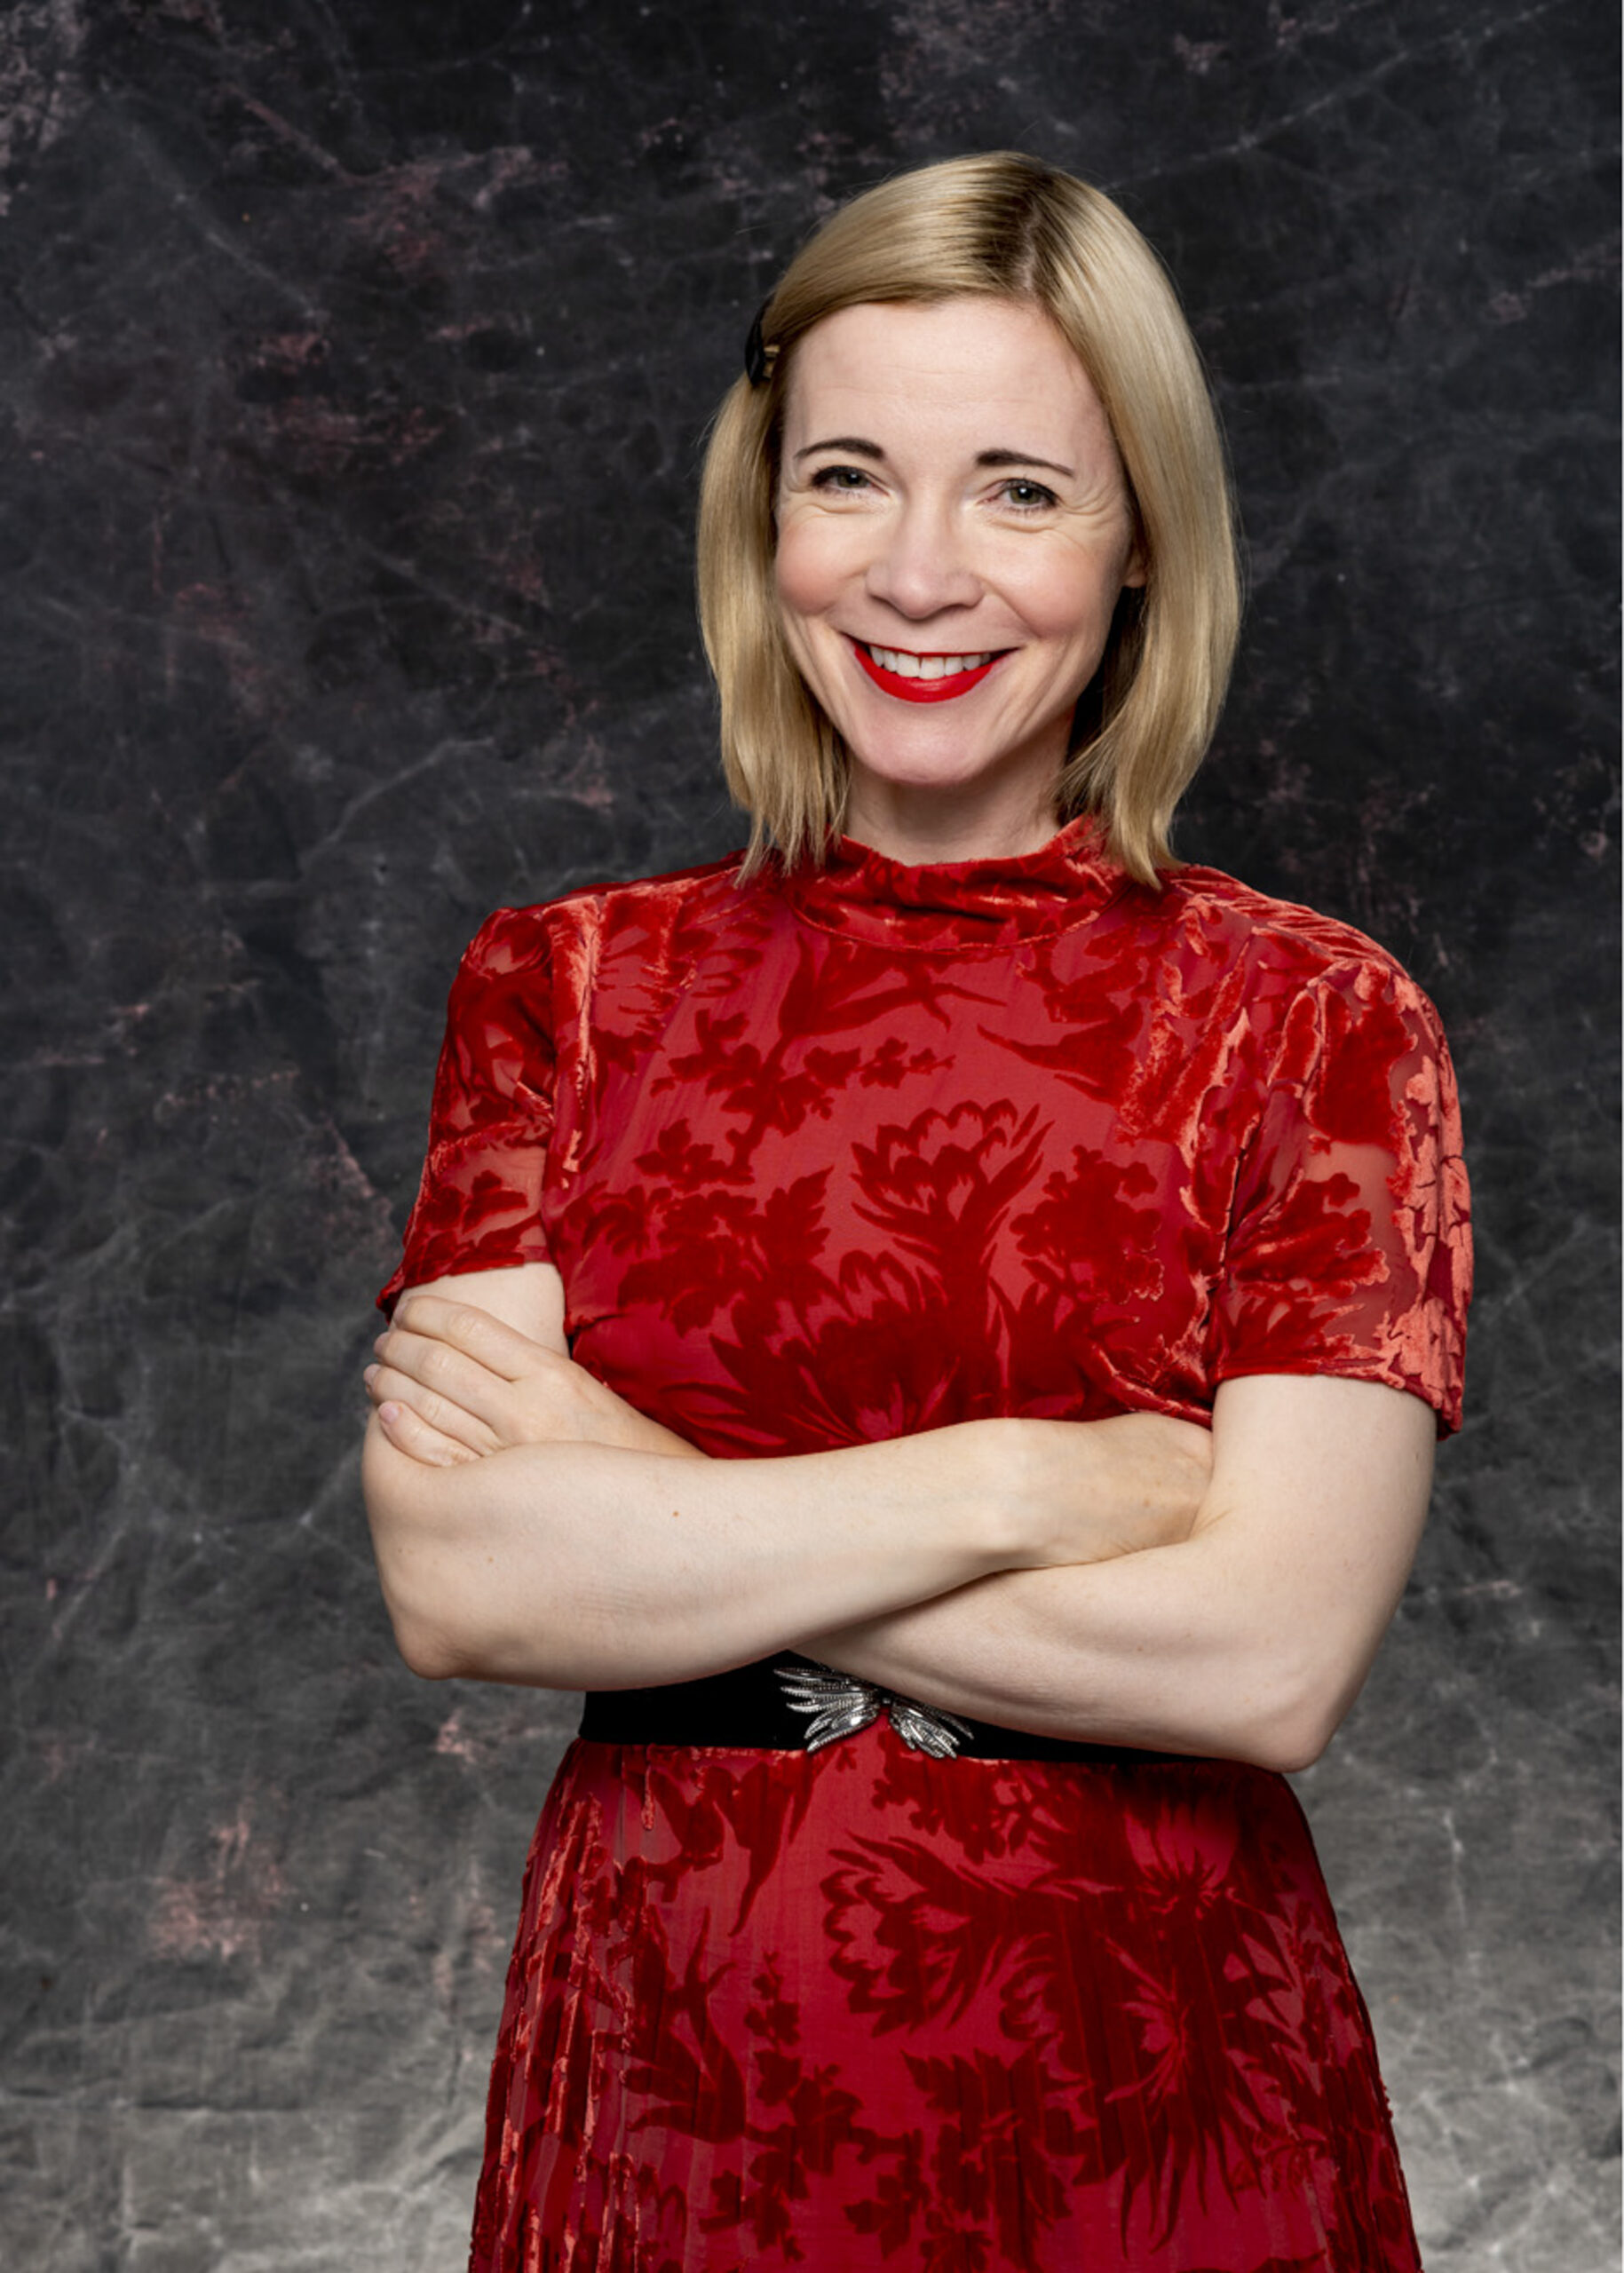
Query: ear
1121 525 1148 590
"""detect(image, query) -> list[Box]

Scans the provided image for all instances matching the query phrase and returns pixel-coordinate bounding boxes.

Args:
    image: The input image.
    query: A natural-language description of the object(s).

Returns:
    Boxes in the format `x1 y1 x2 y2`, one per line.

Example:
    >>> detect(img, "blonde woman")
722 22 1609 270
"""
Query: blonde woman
364 153 1470 2272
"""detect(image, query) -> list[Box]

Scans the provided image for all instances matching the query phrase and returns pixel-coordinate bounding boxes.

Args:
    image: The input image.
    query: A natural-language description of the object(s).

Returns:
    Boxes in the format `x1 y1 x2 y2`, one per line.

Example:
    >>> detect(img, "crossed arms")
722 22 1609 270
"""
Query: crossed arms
361 1259 1436 1773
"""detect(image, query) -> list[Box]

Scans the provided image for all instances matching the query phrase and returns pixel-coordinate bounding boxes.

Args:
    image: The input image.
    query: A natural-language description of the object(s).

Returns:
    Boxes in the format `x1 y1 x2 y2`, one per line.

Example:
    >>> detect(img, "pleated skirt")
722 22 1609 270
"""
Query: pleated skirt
469 1724 1422 2272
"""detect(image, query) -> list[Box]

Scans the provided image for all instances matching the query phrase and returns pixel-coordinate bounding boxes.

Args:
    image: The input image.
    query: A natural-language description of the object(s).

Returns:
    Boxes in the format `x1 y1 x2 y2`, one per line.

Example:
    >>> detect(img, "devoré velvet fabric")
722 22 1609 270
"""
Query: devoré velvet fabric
381 819 1471 2270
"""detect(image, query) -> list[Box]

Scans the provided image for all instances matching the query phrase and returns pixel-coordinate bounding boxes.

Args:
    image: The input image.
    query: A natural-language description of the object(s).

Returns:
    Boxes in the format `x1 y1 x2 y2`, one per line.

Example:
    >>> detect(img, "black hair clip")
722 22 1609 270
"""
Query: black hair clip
744 299 777 387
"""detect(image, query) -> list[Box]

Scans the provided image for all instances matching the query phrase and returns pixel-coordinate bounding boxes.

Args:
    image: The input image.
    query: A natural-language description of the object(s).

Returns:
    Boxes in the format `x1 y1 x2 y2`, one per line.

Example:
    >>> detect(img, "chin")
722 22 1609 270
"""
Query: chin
844 729 1062 801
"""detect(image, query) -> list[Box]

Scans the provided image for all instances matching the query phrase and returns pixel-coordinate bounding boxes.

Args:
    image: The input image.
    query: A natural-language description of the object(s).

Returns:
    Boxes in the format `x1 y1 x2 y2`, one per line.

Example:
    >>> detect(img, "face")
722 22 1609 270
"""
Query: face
774 295 1144 859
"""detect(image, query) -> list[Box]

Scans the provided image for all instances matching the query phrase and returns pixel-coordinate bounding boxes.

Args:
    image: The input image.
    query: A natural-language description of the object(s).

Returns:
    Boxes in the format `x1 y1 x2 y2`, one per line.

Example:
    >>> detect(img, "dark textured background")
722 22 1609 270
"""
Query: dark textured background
1 3 1615 2266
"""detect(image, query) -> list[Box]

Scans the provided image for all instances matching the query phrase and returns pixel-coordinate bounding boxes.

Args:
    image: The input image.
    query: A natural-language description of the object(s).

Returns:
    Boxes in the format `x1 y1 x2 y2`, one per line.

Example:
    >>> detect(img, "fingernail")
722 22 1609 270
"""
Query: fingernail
363 1366 377 1386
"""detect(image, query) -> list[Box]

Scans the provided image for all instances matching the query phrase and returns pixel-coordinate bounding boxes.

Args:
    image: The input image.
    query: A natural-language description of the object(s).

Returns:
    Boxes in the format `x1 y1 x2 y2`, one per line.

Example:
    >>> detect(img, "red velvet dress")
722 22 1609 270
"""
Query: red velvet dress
382 820 1471 2273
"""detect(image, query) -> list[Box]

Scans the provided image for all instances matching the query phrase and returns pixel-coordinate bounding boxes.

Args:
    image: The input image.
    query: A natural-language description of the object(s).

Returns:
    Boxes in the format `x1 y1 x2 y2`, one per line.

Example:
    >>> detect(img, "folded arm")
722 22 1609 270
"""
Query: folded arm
361 1264 1211 1691
362 1267 1433 1769
806 1372 1436 1771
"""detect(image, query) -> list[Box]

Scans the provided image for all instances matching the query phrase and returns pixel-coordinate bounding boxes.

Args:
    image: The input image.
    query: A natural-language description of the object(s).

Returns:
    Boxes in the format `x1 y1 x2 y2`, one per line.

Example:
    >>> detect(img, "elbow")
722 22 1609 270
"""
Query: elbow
1196 1550 1399 1770
384 1598 466 1683
1218 1652 1356 1775
1241 1714 1335 1776
371 1541 473 1679
362 1430 477 1682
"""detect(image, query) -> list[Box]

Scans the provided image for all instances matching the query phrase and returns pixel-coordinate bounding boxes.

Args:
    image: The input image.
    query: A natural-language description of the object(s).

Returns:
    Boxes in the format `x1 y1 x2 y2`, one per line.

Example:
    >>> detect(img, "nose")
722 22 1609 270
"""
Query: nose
864 496 983 622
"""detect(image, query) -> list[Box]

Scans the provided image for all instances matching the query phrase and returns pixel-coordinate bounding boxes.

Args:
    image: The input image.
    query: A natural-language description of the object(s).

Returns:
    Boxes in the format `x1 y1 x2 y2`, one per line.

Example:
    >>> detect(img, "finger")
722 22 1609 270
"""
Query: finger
373 1325 518 1428
375 1398 481 1469
368 1361 502 1453
367 1363 502 1455
392 1295 558 1382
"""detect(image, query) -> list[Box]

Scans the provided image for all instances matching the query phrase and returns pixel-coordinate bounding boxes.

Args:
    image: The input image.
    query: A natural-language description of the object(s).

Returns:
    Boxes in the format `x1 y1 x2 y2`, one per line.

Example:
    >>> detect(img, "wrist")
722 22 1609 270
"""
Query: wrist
989 1416 1120 1571
969 1418 1053 1571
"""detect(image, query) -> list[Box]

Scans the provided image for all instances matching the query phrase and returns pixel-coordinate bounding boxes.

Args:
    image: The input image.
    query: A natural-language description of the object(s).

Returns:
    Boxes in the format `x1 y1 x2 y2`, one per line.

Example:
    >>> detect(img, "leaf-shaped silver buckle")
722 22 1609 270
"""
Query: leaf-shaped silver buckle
775 1658 975 1759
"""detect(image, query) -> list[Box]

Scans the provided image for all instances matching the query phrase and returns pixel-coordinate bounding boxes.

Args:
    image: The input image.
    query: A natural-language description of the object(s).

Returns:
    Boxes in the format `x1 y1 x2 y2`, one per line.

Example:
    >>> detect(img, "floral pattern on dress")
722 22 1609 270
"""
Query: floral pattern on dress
469 1733 1423 2271
381 819 1470 2270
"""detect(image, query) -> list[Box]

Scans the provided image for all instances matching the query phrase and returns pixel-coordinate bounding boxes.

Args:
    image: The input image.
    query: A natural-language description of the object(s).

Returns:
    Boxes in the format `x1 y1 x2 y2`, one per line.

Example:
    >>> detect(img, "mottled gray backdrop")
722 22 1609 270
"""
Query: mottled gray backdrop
1 3 1616 2268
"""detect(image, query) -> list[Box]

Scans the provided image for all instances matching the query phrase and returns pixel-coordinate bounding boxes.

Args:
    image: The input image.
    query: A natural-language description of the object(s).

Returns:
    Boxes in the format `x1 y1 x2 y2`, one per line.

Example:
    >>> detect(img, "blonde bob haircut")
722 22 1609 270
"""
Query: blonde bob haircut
697 151 1241 883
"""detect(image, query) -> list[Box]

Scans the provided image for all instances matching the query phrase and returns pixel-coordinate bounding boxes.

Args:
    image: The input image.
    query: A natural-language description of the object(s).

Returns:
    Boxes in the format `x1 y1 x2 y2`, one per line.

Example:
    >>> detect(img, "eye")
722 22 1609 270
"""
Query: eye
995 478 1059 512
809 463 876 495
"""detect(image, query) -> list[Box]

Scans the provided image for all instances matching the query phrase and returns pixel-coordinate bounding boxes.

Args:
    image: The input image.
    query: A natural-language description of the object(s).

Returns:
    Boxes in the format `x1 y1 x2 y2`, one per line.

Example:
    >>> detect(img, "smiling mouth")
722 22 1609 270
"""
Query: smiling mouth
852 640 1004 703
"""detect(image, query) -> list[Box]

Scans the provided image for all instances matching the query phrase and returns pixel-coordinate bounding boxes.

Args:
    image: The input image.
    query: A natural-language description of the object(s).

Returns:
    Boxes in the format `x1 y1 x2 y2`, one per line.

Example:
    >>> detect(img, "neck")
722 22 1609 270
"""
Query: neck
842 777 1062 867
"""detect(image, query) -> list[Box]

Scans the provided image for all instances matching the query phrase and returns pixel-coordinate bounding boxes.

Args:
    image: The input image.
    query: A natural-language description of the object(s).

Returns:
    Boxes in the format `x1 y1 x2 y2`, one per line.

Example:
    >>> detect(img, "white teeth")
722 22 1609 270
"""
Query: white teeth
867 645 993 677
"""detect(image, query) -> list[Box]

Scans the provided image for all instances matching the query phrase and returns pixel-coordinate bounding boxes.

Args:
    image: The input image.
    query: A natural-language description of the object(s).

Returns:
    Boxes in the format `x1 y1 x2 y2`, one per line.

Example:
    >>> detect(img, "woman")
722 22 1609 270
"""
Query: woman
364 153 1470 2272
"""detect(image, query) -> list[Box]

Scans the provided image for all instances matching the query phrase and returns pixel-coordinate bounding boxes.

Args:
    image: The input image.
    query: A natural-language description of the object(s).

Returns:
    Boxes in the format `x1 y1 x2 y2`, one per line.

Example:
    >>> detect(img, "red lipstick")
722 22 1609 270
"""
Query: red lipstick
852 643 1002 703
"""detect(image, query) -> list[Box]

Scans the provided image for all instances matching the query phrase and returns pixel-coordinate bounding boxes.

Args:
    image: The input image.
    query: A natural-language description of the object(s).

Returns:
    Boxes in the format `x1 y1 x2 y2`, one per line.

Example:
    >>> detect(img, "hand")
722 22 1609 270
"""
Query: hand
366 1295 703 1468
1016 1410 1214 1568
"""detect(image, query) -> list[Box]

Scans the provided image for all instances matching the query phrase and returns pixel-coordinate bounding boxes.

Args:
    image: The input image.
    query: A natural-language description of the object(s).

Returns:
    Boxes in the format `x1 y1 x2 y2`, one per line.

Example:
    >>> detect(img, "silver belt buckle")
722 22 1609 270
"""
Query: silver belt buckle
775 1658 975 1759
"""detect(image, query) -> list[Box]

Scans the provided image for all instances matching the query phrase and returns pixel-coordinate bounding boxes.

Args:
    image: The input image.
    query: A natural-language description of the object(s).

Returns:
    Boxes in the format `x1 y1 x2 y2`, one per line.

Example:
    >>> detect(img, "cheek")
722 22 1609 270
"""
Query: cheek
773 514 854 627
1012 549 1129 646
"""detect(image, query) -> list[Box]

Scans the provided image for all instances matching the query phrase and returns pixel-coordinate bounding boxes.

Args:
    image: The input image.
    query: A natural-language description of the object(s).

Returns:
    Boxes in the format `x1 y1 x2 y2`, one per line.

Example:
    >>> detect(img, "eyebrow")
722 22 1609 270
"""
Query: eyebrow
793 436 1075 479
978 447 1074 479
793 435 885 463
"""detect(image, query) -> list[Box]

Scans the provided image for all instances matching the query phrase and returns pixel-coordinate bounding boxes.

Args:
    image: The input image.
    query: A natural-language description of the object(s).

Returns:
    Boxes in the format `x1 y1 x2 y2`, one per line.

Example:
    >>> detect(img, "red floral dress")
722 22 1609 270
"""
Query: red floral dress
382 819 1471 2272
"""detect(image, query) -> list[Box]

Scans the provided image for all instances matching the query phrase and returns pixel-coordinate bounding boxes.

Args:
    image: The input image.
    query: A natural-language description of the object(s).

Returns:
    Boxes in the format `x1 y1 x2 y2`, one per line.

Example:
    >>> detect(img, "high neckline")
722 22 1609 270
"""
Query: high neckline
777 813 1129 951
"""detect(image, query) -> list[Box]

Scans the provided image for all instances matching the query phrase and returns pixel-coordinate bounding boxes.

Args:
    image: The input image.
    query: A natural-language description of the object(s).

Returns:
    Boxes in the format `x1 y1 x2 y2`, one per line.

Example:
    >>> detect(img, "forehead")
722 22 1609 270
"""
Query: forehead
782 297 1113 454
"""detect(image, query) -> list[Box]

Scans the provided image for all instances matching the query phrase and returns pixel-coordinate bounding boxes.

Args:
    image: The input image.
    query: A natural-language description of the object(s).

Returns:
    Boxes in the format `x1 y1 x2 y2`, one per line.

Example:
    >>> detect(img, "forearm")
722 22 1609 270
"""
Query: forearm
365 1414 1045 1690
803 1534 1311 1768
364 1360 1211 1691
804 1377 1437 1772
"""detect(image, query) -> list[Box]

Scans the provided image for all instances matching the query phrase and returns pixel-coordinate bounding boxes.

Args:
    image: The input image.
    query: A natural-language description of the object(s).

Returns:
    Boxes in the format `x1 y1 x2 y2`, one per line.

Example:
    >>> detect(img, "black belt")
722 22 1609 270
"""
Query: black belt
579 1653 1179 1766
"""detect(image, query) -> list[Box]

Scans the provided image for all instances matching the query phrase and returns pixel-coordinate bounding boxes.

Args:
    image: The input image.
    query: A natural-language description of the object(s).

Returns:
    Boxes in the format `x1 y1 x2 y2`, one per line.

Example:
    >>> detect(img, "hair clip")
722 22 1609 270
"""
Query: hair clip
744 299 778 387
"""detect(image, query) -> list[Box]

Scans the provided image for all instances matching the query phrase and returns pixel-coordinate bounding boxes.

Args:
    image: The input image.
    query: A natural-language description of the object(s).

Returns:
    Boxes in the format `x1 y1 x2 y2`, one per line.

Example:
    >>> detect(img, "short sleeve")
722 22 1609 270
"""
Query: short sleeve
1210 959 1472 1433
377 907 558 1313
